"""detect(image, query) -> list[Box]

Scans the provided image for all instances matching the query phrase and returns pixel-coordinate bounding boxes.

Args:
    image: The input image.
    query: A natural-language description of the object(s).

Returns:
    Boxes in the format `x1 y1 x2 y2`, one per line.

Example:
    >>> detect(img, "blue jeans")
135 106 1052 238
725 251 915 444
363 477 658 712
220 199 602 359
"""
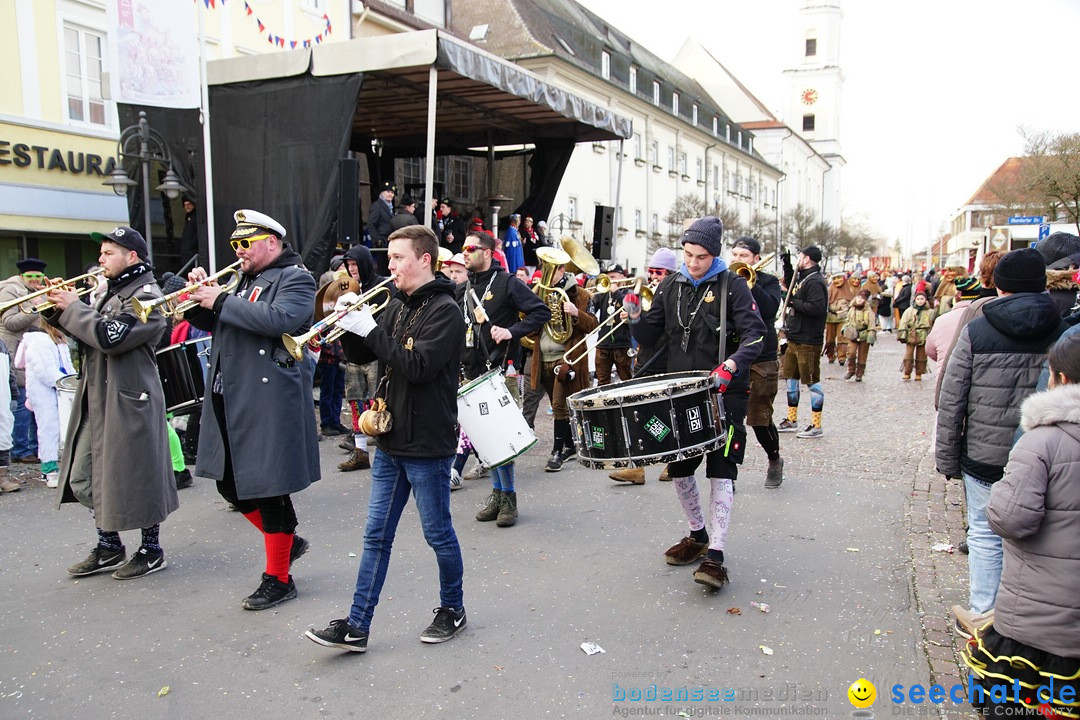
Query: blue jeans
12 386 38 458
318 362 345 427
348 449 463 632
965 473 1002 613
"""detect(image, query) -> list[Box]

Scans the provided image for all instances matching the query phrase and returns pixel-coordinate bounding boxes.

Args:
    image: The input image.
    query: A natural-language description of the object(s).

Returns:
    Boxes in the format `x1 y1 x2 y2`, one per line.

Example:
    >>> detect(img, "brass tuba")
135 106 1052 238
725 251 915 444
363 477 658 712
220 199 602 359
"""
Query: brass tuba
530 245 574 345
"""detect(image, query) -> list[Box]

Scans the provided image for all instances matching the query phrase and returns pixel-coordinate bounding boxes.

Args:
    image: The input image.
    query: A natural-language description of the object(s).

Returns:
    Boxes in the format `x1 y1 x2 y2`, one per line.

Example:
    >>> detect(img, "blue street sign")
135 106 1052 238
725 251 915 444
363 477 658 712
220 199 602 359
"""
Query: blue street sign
1008 216 1045 225
1039 223 1051 240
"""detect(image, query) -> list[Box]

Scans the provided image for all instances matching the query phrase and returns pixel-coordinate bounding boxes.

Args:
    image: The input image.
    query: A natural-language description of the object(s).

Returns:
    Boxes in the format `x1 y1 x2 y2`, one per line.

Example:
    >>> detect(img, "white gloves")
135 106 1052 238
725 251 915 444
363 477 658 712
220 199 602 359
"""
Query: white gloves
334 292 360 312
337 304 377 337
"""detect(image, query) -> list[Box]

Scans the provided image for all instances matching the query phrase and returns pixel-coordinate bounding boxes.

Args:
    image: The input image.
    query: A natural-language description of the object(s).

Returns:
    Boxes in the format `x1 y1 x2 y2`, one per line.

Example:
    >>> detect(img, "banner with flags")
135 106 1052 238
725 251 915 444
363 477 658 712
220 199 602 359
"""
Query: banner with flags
242 1 333 48
106 0 199 109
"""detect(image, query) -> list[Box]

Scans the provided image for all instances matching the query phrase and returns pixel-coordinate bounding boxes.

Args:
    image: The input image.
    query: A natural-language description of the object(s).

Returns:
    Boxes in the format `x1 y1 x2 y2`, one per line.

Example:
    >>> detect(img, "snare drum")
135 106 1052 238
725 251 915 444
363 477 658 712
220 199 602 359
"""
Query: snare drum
457 369 537 468
567 371 724 469
156 337 211 415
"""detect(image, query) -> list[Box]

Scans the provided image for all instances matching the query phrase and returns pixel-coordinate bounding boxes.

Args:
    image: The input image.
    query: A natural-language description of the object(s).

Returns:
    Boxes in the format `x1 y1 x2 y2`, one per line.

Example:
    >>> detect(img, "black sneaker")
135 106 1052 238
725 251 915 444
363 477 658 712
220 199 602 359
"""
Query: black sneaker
557 446 577 464
67 545 127 576
321 424 345 437
420 606 467 644
305 618 368 653
112 548 167 580
544 452 562 472
242 573 297 611
290 535 310 566
175 468 193 489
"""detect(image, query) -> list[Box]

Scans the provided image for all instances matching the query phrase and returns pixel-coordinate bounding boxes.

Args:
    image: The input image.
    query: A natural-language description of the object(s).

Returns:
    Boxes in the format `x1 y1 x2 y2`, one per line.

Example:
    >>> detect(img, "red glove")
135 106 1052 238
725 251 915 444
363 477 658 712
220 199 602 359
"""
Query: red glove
710 364 734 393
622 292 641 317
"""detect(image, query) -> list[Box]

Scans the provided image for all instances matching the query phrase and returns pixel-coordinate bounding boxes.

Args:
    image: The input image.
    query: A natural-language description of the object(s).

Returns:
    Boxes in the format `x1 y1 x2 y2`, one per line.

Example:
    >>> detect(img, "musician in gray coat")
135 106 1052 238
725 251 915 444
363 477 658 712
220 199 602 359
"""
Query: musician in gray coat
186 209 319 611
45 227 177 581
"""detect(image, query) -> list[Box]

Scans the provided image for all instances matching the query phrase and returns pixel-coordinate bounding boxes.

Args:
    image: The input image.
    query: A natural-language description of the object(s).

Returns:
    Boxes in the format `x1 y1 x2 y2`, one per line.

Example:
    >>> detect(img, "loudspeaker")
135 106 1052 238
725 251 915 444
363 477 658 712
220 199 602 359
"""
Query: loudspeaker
338 158 360 247
592 205 614 260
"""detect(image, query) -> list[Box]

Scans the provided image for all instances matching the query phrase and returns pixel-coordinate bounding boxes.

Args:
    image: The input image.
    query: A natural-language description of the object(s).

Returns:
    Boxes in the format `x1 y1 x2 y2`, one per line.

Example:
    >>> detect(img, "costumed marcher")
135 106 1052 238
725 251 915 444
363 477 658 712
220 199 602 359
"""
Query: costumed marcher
44 227 177 580
933 261 965 317
306 224 467 652
608 247 678 485
459 230 550 525
184 210 319 610
589 264 633 386
627 217 767 588
0 257 48 464
502 214 525 275
897 291 934 381
728 237 784 488
840 289 878 382
893 274 912 328
958 333 1080 718
936 248 1066 618
877 274 894 332
776 246 828 438
16 322 73 488
823 273 853 364
520 216 546 268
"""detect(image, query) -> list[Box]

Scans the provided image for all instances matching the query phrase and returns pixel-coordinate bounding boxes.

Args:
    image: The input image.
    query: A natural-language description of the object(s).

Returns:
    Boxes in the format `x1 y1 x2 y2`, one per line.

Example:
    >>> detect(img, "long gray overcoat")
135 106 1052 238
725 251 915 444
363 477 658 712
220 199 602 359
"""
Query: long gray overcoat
49 274 178 531
189 258 320 499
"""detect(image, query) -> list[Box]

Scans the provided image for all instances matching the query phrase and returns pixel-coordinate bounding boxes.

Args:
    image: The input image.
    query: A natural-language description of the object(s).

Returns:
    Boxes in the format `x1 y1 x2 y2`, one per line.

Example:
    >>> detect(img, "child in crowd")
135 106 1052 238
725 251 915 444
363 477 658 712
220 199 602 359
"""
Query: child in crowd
897 290 934 381
17 326 71 488
841 289 878 382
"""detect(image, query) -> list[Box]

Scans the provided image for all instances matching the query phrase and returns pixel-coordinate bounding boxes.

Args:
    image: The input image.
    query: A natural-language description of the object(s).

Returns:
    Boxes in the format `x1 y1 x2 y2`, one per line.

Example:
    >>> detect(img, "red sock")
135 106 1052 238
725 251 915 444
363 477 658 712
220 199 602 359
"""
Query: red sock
265 532 292 583
242 509 265 533
349 400 361 433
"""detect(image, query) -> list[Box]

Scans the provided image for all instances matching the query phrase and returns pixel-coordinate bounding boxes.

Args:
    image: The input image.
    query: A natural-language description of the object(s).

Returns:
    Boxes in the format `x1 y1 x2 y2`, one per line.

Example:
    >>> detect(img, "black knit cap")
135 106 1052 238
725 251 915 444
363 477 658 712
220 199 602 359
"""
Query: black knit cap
680 216 724 257
1037 232 1080 267
993 247 1047 293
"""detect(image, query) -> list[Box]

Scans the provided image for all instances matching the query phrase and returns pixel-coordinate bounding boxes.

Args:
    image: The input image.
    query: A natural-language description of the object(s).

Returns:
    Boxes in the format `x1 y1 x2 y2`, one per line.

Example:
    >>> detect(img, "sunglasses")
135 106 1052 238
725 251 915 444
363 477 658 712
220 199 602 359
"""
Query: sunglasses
647 268 667 275
229 233 272 251
462 245 487 254
21 273 45 280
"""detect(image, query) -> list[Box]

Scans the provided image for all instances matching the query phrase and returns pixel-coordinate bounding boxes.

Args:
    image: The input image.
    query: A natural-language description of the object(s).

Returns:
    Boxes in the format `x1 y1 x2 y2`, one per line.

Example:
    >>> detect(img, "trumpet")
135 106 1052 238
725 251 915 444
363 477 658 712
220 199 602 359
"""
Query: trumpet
282 275 396 360
562 280 652 366
0 268 106 315
132 261 243 323
592 274 642 294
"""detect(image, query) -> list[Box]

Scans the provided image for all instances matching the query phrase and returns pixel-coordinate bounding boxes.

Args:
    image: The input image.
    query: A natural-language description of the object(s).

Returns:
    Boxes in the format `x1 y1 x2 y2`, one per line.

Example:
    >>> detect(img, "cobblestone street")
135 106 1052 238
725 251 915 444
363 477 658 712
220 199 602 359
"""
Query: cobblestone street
0 334 977 718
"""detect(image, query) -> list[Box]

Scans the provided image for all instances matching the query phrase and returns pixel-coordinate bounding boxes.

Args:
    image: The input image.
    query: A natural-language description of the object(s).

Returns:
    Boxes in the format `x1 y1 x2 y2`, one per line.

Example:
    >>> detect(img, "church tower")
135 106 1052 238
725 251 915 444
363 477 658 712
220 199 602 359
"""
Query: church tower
782 1 845 226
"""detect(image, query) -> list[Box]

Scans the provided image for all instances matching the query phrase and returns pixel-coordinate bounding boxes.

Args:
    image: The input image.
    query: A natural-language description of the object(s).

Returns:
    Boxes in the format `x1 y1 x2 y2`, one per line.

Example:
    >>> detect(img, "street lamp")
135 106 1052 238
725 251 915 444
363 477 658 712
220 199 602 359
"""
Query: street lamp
102 111 187 264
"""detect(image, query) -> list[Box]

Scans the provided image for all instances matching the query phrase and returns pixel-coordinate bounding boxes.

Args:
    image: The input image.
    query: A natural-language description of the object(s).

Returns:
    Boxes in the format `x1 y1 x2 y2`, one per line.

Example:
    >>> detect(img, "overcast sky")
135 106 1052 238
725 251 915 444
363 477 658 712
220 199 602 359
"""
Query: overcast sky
577 0 1080 253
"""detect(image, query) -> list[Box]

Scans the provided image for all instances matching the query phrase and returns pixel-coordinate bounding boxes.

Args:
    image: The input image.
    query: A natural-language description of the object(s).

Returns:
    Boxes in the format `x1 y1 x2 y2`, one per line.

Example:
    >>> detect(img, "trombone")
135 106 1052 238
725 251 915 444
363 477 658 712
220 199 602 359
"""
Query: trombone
728 252 776 290
0 268 105 315
132 261 243 323
561 279 652 366
592 274 641 294
282 275 396 360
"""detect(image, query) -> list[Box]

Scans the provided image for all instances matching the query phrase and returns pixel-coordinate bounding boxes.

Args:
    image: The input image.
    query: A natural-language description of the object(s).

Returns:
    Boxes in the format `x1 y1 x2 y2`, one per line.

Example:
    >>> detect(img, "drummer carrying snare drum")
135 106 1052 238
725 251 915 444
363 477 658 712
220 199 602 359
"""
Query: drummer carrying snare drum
625 217 766 590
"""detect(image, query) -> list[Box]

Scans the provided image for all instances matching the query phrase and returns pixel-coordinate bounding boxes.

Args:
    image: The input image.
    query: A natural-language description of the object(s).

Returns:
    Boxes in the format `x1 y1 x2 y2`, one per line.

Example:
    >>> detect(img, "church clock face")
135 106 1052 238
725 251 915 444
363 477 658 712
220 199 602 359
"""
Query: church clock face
801 88 818 105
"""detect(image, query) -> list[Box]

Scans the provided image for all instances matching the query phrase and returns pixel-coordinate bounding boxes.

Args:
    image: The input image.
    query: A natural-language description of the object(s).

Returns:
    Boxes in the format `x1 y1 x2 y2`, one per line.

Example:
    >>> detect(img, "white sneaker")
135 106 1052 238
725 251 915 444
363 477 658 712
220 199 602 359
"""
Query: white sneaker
450 469 463 491
45 472 59 488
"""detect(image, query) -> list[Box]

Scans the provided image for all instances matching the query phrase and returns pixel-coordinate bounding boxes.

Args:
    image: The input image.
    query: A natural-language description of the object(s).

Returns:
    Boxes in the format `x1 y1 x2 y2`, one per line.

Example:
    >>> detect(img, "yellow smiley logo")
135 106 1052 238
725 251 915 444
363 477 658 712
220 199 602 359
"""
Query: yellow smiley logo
848 678 876 708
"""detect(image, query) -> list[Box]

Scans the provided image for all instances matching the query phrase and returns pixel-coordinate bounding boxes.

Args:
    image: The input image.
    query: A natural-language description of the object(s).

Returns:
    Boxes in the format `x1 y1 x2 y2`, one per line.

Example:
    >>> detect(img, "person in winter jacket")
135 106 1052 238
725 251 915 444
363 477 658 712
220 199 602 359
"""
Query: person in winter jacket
897 291 934 381
776 246 828 438
936 248 1067 617
841 289 878 382
823 273 854 364
16 323 72 488
960 332 1080 718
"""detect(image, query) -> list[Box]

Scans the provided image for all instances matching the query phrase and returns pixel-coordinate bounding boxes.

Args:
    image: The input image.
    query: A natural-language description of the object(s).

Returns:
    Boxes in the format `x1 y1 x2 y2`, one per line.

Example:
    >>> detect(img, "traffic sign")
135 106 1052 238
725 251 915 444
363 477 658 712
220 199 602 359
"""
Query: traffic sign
1008 216 1045 225
1039 223 1051 240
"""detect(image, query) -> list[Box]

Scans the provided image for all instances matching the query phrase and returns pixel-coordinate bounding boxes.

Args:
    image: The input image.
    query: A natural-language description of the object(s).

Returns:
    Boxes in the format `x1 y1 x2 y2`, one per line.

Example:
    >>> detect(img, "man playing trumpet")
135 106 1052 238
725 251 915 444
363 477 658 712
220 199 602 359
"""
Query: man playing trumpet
184 210 319 611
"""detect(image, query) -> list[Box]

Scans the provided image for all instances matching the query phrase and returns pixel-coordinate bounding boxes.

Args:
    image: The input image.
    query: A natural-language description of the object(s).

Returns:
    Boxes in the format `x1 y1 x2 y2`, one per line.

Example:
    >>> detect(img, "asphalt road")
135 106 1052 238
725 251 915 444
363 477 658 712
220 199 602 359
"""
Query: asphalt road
0 336 940 719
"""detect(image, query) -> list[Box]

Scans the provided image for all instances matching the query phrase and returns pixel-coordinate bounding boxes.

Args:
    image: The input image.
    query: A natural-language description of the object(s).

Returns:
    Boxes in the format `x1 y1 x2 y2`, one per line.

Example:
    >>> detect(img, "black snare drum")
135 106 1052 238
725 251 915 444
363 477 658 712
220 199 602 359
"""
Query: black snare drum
567 371 725 469
156 337 211 415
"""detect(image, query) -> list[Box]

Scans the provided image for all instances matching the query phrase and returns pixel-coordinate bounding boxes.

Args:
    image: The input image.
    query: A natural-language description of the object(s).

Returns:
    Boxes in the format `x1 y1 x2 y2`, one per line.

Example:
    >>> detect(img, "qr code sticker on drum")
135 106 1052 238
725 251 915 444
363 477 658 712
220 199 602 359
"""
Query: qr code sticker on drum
479 402 489 416
498 396 511 407
687 406 702 432
589 425 605 449
644 415 671 442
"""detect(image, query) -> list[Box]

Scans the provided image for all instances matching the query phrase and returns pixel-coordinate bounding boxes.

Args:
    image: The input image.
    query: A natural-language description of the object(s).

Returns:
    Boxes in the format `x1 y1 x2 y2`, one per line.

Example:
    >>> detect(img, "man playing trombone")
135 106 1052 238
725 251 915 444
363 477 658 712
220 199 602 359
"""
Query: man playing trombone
588 264 634 386
184 210 319 611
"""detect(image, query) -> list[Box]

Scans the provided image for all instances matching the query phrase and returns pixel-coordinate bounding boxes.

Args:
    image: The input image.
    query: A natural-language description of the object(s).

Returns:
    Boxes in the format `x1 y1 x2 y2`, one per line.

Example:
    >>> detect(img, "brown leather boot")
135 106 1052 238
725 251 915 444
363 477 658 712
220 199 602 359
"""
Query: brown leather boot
901 359 913 381
0 476 20 493
338 449 370 472
609 467 645 484
658 466 671 481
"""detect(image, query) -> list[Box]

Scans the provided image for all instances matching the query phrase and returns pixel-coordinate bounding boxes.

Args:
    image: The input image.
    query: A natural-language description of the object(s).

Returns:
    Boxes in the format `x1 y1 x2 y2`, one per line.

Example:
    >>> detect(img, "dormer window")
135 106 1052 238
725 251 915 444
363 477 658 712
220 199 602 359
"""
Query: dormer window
653 80 660 106
692 104 698 125
629 66 637 93
601 50 610 80
672 92 679 116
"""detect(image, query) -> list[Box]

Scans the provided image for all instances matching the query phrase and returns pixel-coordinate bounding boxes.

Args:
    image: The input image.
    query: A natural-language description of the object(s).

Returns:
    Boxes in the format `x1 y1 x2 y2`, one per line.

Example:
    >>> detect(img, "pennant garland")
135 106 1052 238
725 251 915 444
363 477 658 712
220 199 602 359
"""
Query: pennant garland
237 1 332 48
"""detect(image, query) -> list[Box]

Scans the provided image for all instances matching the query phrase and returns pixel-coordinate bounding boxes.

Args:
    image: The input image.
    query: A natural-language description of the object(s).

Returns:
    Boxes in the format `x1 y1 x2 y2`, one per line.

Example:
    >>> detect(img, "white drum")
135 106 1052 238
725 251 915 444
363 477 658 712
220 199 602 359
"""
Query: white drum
457 369 537 468
56 374 78 455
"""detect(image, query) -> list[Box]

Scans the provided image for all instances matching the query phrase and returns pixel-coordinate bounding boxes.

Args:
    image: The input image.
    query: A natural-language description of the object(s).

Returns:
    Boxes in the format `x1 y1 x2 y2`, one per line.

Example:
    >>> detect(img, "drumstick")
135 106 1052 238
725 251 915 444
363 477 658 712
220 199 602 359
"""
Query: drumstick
469 289 489 324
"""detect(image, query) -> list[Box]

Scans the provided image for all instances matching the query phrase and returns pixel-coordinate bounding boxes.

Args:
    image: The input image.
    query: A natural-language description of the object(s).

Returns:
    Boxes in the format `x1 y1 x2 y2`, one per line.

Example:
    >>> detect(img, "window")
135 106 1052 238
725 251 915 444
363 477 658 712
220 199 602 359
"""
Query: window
648 140 658 164
629 67 637 94
678 152 687 176
653 80 660 106
736 173 743 195
726 124 731 143
802 114 815 132
696 157 703 182
712 116 718 136
750 178 756 201
601 50 610 80
568 196 577 222
692 104 698 126
413 0 446 26
713 165 720 190
634 133 643 159
64 23 107 126
635 209 642 231
667 146 675 171
651 213 658 234
737 131 742 148
401 157 423 184
805 38 817 57
451 157 471 201
748 137 753 154
672 92 679 116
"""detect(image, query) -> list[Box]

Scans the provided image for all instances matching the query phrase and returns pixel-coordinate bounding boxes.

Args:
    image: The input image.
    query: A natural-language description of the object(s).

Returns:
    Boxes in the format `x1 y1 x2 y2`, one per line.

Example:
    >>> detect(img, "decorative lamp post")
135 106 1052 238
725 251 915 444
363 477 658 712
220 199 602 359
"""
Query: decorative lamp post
102 111 187 265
